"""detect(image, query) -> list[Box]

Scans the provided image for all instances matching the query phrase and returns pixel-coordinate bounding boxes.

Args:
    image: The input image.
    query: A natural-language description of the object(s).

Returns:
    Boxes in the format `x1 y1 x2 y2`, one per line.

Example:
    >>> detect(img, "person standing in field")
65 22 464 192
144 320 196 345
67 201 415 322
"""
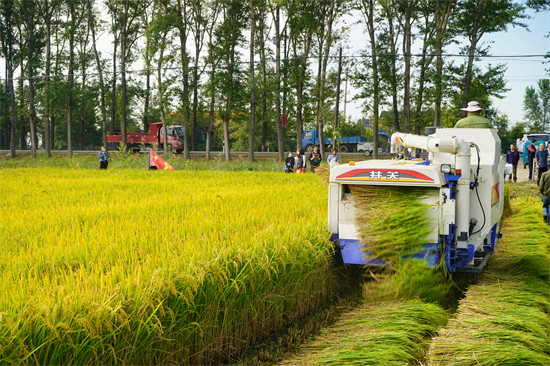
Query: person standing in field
99 146 109 169
284 151 295 173
309 145 322 173
295 149 306 174
454 101 493 128
506 144 520 182
526 140 537 181
540 169 550 224
327 148 339 168
536 143 549 187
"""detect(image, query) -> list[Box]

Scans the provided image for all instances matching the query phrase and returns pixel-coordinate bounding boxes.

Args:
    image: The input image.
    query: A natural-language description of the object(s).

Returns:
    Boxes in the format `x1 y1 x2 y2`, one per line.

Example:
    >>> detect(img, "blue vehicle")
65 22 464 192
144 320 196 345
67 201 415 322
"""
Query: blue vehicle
302 129 367 153
302 129 390 154
520 134 549 168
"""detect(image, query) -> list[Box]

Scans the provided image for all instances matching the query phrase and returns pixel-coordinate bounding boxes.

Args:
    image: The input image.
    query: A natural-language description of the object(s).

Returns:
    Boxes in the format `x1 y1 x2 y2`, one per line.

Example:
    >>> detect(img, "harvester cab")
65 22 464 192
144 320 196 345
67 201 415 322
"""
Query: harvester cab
328 128 505 273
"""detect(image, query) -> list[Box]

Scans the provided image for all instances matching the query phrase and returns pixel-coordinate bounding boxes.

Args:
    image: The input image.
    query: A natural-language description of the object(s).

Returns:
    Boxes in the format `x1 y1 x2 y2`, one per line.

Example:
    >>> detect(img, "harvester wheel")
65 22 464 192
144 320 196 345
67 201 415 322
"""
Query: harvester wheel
339 145 349 153
305 145 314 153
364 149 371 157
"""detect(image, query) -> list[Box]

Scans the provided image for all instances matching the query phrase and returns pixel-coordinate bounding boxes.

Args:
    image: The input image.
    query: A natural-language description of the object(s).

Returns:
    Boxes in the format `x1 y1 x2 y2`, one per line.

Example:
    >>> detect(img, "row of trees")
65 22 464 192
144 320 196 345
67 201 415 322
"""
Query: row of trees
0 0 545 161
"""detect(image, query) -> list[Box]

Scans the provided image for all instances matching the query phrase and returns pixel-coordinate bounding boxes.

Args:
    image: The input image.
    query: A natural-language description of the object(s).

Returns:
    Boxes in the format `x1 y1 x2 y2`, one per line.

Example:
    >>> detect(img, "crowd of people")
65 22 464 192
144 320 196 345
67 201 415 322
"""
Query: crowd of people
284 145 340 174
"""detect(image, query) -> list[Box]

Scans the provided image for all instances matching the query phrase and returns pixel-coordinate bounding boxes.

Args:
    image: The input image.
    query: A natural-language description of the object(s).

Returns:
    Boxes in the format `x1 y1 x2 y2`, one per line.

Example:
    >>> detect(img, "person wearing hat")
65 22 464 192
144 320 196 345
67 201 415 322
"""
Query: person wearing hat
454 101 493 129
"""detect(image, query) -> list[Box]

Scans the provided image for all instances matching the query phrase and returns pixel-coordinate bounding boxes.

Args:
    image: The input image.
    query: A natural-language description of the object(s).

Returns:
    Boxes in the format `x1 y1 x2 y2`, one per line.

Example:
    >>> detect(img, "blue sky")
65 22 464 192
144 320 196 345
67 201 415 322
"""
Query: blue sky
482 8 549 124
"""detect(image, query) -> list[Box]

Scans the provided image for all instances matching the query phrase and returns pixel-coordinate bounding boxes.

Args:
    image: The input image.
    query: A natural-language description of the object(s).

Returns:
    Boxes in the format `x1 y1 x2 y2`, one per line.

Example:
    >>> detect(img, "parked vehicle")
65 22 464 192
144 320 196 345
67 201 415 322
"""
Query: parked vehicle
357 133 392 156
302 129 366 153
107 123 184 153
517 133 549 168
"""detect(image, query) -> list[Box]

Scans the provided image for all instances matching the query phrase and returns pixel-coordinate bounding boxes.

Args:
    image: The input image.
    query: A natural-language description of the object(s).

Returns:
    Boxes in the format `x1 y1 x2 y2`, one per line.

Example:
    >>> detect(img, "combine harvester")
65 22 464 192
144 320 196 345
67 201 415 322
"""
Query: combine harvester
328 128 505 273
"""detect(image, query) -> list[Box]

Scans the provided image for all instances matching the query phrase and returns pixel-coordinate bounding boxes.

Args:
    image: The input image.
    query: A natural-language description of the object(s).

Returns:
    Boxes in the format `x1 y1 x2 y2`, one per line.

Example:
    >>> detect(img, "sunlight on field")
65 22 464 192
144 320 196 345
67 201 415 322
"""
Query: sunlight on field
0 168 334 365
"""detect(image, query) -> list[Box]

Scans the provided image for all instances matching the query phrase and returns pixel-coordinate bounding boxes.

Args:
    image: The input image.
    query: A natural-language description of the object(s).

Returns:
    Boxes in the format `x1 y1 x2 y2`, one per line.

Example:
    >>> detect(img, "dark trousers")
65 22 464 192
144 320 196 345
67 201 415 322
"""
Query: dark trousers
538 167 548 186
100 161 108 169
528 159 534 180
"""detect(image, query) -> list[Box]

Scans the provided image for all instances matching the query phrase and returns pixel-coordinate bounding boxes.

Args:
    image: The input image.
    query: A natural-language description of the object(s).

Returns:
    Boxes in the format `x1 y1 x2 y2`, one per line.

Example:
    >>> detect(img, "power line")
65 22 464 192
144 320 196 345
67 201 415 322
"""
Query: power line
0 52 547 82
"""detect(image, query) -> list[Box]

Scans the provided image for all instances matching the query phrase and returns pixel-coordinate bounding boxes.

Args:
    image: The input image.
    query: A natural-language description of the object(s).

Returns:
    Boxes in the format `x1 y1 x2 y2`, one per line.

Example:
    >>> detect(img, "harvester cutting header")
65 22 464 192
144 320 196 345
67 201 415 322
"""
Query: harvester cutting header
328 128 504 273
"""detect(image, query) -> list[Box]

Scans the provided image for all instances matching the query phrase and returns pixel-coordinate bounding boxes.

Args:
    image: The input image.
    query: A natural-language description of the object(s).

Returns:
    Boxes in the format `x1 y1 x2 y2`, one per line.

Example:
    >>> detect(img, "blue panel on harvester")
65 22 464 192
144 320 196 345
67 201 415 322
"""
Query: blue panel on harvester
339 239 387 266
408 243 440 268
339 239 440 267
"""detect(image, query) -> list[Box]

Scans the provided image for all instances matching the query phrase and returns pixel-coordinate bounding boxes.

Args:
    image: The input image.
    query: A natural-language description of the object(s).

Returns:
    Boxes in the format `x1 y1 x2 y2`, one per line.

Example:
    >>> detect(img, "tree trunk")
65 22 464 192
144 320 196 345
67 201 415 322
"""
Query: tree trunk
316 0 335 159
67 0 75 158
361 0 379 158
44 1 52 157
177 0 191 160
388 12 400 131
274 6 283 161
120 0 129 152
192 29 200 152
206 68 214 160
296 31 312 150
260 14 267 152
249 0 255 161
110 35 117 134
7 60 16 157
88 0 108 149
26 13 37 156
28 76 37 156
433 0 452 127
402 1 412 133
158 46 167 157
80 23 89 151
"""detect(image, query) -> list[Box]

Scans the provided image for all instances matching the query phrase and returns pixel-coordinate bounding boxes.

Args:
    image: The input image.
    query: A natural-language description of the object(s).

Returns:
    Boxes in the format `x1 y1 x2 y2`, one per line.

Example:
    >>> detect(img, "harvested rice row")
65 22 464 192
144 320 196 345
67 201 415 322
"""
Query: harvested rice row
278 300 449 366
0 168 336 365
427 196 550 366
284 171 454 365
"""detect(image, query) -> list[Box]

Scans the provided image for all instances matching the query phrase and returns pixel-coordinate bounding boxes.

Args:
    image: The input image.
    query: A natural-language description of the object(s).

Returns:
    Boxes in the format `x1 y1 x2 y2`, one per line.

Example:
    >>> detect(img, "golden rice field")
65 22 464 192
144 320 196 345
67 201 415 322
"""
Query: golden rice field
0 168 336 365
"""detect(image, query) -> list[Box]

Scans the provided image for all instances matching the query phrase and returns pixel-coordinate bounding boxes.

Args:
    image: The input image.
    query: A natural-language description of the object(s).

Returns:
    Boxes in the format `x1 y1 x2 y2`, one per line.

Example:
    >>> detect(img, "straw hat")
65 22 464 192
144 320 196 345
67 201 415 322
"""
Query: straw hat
460 101 483 112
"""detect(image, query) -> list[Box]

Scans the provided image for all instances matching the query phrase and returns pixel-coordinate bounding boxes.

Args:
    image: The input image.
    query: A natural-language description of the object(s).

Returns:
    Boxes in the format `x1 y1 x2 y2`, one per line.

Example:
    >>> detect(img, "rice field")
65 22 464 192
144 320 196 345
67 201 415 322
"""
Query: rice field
427 196 550 365
0 168 336 365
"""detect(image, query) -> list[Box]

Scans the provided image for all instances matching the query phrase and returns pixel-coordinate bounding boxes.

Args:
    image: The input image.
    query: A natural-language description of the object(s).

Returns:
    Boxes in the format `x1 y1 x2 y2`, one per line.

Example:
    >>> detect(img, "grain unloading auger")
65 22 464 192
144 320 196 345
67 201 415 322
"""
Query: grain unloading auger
328 128 505 273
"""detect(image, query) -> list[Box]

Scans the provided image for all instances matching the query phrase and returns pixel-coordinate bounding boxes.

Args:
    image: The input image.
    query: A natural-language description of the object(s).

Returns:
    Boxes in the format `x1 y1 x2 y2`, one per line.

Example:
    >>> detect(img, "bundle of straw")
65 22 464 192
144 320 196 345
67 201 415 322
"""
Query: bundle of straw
350 185 437 266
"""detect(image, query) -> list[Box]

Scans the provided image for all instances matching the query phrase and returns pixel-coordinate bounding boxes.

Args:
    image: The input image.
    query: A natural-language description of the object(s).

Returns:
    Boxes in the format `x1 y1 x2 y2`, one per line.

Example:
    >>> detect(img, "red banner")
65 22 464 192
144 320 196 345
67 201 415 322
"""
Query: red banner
149 148 176 171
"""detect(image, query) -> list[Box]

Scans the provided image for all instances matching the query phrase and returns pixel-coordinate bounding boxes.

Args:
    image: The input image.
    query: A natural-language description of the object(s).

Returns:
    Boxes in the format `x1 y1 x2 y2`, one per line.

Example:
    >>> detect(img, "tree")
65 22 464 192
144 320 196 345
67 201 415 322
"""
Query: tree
358 0 381 158
87 0 108 150
457 0 526 115
524 79 550 132
0 0 19 158
248 0 256 161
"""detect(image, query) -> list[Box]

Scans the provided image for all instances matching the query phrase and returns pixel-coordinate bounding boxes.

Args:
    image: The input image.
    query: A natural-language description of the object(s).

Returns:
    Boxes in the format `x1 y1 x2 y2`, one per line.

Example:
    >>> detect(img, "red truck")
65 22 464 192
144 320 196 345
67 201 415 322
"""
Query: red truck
107 122 184 153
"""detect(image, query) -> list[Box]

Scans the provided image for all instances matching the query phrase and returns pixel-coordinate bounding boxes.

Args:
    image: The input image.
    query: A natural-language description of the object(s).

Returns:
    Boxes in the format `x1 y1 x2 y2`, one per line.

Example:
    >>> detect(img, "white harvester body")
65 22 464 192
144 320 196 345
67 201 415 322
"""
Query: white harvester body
328 128 505 273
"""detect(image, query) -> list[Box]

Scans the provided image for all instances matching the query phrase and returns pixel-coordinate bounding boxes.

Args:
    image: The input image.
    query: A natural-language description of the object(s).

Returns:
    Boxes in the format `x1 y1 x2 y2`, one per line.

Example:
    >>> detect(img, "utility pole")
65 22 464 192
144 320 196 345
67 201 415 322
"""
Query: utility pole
343 70 347 121
4 60 8 150
334 47 342 129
